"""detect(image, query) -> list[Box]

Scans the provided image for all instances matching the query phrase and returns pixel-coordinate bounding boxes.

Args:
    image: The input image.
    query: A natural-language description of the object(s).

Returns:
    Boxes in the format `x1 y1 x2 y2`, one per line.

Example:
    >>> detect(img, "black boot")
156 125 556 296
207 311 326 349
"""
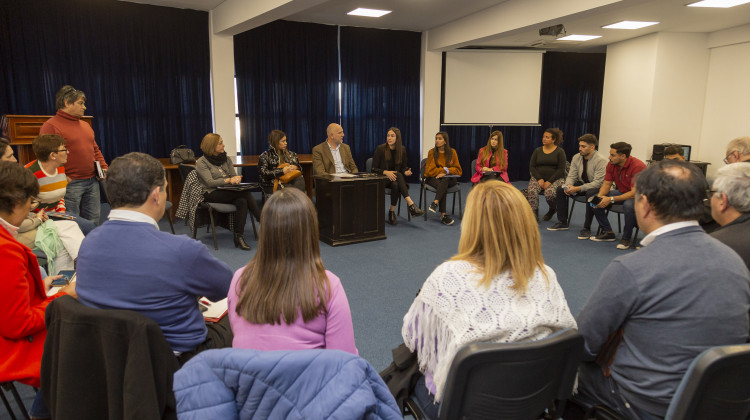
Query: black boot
408 204 425 217
542 208 556 221
534 208 539 222
234 233 251 250
388 210 398 225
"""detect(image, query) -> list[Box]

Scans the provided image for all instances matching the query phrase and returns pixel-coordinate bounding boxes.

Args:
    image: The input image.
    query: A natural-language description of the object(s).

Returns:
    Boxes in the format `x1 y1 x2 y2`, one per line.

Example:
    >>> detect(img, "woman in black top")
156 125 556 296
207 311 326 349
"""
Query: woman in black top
371 127 425 225
526 128 567 221
258 130 305 196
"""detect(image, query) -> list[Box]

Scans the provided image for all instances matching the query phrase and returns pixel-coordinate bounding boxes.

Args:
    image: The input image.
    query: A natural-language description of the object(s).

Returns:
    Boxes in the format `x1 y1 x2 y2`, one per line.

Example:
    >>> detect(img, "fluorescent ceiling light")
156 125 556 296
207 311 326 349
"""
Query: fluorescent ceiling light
687 0 750 7
347 8 392 17
603 20 659 30
558 34 602 41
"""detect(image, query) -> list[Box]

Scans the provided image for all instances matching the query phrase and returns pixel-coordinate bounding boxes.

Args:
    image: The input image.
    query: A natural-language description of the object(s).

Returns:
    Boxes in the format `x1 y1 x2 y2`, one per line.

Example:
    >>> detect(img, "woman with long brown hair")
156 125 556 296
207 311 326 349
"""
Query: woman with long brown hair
195 133 261 250
227 188 357 354
423 131 462 226
258 129 306 195
371 127 425 225
402 181 576 418
470 130 509 184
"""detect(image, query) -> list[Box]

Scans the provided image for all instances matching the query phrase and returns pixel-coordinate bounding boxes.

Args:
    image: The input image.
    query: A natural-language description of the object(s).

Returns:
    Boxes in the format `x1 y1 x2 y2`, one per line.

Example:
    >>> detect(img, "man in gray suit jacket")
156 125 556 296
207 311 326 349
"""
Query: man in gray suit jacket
312 123 358 175
576 160 750 419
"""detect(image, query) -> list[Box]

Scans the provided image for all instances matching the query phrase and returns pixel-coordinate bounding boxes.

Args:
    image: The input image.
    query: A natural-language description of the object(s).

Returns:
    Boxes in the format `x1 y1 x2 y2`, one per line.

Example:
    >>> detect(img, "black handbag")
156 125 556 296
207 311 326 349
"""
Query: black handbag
170 145 196 164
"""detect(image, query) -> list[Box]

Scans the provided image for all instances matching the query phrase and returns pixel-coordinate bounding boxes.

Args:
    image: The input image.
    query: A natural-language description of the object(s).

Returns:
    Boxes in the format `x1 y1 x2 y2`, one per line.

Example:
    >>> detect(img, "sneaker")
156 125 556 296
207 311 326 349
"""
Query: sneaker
590 231 616 242
428 202 439 213
547 222 569 231
616 239 632 250
577 228 591 240
541 208 556 221
441 214 454 226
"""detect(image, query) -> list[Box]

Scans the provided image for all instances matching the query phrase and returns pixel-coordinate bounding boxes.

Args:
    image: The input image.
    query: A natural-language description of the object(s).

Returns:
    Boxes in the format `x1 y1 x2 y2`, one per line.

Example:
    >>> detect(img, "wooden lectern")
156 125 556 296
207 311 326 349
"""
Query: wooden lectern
314 173 387 246
2 114 93 165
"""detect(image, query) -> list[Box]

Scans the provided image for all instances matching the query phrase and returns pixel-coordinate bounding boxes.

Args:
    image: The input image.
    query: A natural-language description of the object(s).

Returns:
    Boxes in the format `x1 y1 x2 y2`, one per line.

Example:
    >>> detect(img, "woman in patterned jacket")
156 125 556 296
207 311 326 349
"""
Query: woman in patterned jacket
402 180 577 419
258 130 306 196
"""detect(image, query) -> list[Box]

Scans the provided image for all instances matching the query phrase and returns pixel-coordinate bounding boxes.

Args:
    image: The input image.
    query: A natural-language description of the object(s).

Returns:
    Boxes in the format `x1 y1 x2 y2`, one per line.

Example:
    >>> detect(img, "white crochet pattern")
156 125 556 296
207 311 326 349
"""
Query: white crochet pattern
402 260 577 402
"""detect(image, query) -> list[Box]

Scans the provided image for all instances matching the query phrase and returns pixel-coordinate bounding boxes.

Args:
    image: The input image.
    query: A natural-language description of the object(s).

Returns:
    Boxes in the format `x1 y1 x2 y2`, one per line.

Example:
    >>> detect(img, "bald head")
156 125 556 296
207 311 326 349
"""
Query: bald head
634 160 707 224
326 123 344 147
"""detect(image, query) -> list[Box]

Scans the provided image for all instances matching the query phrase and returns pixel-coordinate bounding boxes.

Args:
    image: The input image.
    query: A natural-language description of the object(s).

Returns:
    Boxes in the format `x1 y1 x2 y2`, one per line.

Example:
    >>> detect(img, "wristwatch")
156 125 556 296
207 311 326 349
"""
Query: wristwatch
610 197 615 205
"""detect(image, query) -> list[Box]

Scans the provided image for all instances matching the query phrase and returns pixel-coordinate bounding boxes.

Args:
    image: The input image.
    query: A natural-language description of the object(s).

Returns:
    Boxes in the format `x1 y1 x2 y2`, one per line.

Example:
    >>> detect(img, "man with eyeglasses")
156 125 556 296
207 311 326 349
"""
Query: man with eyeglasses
709 163 750 268
576 160 750 419
724 137 750 164
40 85 108 225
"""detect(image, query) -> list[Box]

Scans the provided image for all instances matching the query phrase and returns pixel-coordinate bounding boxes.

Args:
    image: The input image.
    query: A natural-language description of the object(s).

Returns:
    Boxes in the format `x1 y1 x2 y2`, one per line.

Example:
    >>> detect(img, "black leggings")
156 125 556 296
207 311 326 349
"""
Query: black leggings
204 189 261 234
386 172 410 206
425 177 457 213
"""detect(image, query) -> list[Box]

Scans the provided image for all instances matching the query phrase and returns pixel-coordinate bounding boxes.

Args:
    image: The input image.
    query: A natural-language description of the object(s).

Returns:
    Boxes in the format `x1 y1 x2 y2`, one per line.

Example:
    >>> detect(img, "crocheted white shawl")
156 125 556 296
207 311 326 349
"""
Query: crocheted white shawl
402 260 577 402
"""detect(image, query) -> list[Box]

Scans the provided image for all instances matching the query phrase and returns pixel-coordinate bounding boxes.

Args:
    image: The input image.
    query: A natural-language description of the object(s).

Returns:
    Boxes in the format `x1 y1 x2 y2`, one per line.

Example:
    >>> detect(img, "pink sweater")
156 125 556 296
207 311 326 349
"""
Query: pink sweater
228 269 358 355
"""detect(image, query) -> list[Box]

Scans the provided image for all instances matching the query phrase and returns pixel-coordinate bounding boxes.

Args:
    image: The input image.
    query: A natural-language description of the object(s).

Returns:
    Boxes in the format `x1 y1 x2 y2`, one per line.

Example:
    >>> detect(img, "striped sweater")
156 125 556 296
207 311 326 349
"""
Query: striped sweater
25 160 67 212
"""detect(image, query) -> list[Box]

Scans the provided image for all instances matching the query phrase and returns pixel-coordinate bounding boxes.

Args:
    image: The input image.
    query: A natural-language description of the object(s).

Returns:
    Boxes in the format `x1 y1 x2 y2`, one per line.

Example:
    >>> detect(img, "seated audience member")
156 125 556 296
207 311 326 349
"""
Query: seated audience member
470 130 509 185
547 134 607 235
228 188 357 354
663 144 685 161
312 123 358 175
0 161 75 419
258 129 306 196
76 152 233 365
1 138 16 162
589 141 646 249
724 136 750 164
371 127 425 225
576 160 750 419
526 128 567 221
710 162 750 267
424 131 462 226
195 133 261 251
402 181 577 419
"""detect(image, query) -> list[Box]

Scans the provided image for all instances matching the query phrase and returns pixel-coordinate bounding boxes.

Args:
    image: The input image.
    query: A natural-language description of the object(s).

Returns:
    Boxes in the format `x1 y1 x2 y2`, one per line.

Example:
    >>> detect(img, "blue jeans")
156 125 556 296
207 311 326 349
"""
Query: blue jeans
65 178 101 226
591 190 636 240
412 375 441 420
29 389 51 418
576 362 664 420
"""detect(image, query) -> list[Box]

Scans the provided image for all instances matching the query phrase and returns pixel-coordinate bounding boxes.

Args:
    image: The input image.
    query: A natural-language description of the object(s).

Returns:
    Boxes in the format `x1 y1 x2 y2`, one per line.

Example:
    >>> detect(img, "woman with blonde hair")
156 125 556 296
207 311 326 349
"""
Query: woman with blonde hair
470 130 509 184
402 180 576 418
195 133 261 250
227 188 357 354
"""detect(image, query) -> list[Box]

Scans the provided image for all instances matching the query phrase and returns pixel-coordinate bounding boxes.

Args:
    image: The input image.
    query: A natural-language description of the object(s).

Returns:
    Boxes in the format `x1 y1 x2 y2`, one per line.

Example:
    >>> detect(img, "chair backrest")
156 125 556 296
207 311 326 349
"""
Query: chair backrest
665 344 750 420
419 158 428 182
470 159 477 174
366 157 373 173
178 163 195 182
438 328 584 420
42 295 179 420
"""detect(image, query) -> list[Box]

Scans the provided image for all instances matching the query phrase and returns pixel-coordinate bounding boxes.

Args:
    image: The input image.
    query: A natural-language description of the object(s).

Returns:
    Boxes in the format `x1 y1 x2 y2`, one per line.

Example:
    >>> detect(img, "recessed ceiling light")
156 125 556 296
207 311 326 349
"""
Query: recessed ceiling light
603 20 660 30
687 0 750 7
347 8 392 17
558 34 602 41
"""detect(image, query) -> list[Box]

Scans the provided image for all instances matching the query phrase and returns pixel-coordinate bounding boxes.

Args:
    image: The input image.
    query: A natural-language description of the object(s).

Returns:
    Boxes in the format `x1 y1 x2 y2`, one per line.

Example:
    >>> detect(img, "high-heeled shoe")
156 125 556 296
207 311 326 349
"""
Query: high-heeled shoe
234 233 251 250
388 210 398 226
408 204 425 217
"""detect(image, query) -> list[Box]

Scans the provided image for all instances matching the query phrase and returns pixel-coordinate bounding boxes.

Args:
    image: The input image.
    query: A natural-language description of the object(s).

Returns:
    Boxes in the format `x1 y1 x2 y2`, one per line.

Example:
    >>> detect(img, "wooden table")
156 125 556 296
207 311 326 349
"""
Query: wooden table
159 154 313 218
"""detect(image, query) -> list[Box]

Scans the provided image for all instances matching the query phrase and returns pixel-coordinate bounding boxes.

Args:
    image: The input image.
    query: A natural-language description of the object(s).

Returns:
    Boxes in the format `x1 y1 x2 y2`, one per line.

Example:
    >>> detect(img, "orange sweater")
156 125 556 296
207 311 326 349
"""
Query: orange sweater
424 149 462 178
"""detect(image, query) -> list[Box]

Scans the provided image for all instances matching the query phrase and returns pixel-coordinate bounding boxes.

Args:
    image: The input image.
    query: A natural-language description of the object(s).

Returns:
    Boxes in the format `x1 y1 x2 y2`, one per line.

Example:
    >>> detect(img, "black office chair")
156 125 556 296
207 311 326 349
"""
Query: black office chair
405 328 584 420
1 381 31 420
582 343 750 420
418 158 462 221
366 157 408 221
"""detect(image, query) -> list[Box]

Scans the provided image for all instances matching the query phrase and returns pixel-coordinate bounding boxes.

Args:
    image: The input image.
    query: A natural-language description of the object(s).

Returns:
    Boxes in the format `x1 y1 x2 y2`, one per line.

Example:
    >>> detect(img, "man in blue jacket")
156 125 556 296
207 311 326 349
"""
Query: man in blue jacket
76 152 233 364
576 160 750 419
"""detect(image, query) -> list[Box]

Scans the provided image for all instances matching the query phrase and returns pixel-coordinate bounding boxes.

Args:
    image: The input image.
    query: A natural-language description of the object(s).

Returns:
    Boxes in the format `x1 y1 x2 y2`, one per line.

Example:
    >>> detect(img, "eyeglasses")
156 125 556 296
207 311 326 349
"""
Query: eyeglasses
30 197 40 210
706 190 721 199
55 148 68 154
724 151 736 164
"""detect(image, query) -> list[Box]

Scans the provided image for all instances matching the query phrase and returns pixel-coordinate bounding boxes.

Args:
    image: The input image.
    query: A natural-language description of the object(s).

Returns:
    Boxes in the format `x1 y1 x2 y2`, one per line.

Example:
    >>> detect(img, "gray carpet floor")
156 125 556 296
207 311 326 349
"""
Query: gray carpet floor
2 181 634 419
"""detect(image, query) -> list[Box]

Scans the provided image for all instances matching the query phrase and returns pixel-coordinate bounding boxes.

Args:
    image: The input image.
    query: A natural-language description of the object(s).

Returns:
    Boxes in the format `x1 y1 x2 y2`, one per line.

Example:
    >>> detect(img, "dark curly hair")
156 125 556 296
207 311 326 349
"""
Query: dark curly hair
0 161 39 214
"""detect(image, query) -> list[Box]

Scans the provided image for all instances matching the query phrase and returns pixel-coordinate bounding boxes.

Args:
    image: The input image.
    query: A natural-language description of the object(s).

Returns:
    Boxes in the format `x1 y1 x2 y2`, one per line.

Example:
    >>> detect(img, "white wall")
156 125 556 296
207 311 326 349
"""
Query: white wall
699 25 750 177
209 13 238 157
421 32 442 159
599 32 711 163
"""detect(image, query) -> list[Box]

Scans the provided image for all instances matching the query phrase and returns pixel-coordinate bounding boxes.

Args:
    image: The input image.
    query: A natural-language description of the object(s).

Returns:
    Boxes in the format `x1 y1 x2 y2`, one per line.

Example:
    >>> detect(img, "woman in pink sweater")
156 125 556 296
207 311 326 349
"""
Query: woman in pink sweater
227 188 358 354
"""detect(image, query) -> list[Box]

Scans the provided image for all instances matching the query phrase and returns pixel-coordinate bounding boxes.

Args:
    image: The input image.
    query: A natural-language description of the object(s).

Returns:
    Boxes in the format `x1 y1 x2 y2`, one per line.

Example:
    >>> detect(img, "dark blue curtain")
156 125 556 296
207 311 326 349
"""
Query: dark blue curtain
339 27 422 174
442 51 606 182
234 21 339 156
0 0 213 162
